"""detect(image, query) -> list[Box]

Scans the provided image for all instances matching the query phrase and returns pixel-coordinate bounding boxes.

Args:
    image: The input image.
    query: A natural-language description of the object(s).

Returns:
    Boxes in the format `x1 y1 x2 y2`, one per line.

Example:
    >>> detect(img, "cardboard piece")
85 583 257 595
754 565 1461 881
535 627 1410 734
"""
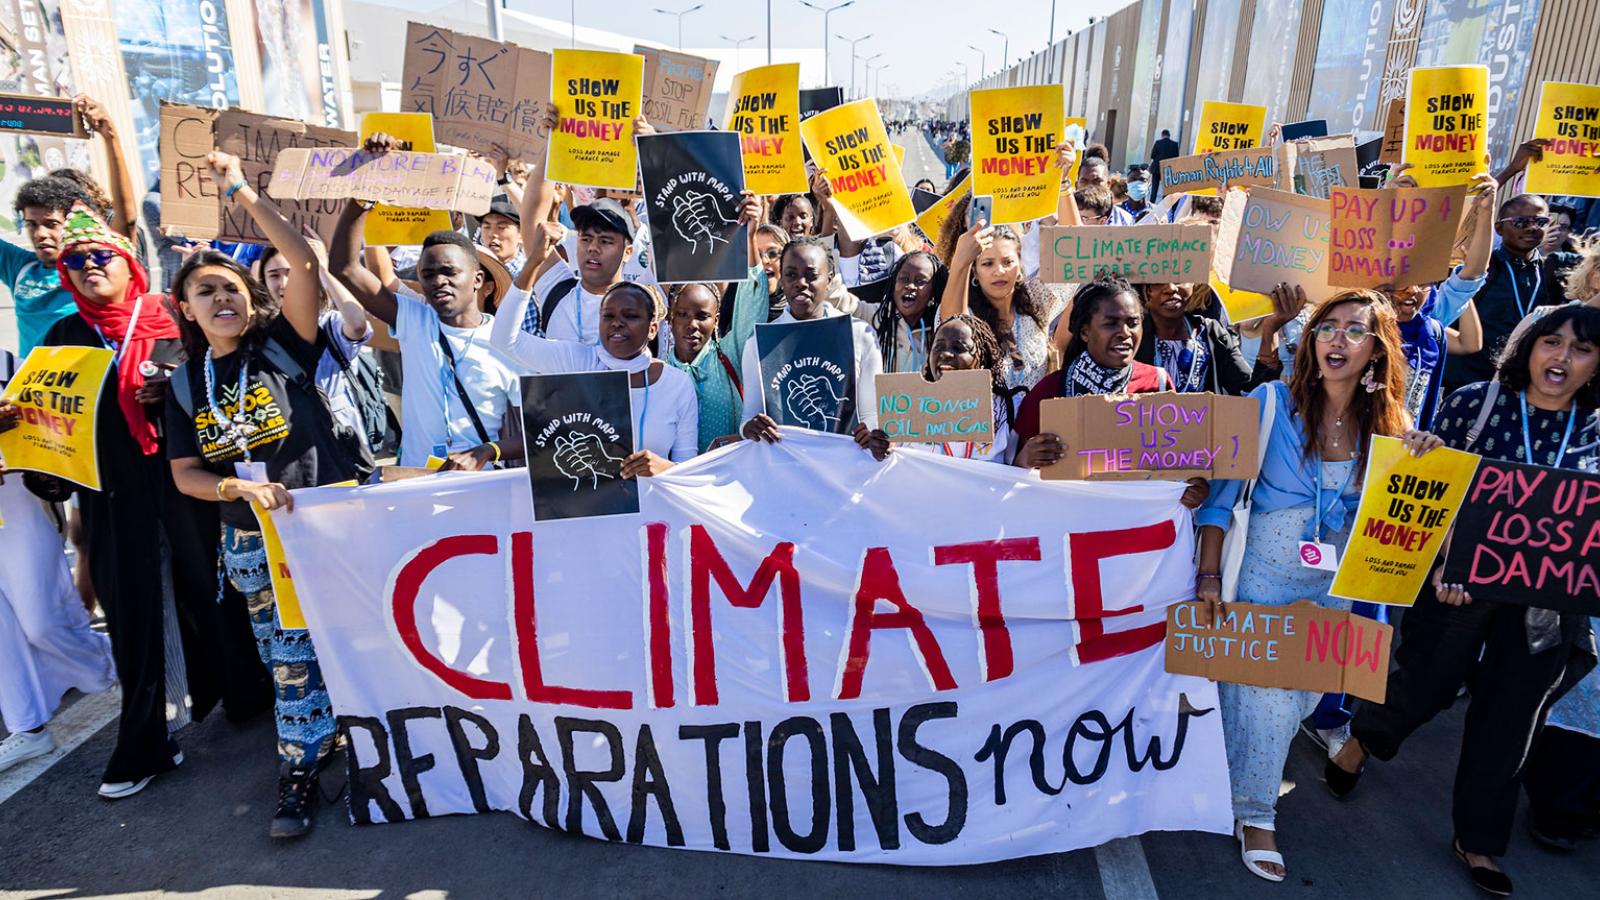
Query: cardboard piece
0 91 85 137
400 22 552 163
1165 600 1392 703
546 49 644 190
637 131 749 284
1037 392 1260 482
1525 81 1600 198
1158 146 1277 195
359 112 455 245
636 45 718 132
1403 65 1489 187
725 63 807 195
265 147 495 214
1193 100 1266 153
1040 223 1214 285
158 102 220 240
799 98 915 242
1329 185 1467 290
216 109 357 245
0 346 114 490
1214 186 1335 302
874 370 994 444
521 370 639 521
1441 459 1600 616
969 84 1064 224
1330 436 1482 607
1277 134 1359 199
1378 98 1406 165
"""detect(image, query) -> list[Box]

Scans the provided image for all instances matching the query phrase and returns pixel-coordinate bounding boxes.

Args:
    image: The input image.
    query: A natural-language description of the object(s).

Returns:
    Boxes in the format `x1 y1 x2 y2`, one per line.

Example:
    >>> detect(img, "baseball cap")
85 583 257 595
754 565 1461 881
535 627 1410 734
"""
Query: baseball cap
570 198 636 241
483 193 520 225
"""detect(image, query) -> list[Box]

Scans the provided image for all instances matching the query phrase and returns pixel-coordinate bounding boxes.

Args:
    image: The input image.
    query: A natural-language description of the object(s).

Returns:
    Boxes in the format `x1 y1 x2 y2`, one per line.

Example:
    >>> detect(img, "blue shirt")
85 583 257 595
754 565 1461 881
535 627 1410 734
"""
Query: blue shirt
0 238 74 356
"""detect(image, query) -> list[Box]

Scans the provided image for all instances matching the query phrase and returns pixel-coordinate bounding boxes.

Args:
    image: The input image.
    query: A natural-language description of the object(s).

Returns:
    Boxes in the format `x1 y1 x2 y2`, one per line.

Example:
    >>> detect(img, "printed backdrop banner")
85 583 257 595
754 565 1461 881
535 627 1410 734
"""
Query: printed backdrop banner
270 433 1229 861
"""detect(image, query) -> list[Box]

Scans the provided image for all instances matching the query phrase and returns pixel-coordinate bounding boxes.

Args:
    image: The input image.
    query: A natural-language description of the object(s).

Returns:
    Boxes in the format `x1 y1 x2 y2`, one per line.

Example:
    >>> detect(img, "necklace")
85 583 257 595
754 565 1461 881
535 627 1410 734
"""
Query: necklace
1327 408 1348 450
203 348 259 458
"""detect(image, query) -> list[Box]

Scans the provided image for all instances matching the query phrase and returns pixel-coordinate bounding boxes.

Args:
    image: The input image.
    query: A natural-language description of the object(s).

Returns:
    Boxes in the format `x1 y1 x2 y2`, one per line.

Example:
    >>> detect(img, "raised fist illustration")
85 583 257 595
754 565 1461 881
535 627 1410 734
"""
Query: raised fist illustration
552 430 625 490
783 373 843 431
672 189 736 254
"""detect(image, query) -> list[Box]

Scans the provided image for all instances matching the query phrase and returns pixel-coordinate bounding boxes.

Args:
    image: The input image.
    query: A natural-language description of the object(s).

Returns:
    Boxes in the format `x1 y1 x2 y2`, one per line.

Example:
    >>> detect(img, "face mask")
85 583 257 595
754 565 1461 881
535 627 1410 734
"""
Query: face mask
1127 181 1150 202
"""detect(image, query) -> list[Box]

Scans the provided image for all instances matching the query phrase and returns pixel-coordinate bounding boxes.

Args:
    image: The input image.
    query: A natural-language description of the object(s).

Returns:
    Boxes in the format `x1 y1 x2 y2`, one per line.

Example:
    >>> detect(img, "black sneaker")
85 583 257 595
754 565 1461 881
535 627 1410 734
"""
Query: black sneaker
269 766 318 839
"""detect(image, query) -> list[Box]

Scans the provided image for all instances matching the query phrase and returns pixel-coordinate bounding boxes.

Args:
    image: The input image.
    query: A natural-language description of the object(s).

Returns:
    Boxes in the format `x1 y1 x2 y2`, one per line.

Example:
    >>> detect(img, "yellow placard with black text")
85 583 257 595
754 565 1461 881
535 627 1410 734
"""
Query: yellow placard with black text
915 172 971 245
0 346 114 490
799 98 915 241
360 112 452 245
1194 101 1266 153
547 49 644 190
1525 81 1600 198
725 63 807 194
1403 65 1489 187
970 85 1064 224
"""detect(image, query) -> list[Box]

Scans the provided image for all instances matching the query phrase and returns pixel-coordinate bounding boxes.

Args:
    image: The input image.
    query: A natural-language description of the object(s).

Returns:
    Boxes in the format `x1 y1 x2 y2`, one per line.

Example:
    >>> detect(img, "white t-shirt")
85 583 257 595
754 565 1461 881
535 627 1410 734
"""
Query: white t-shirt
533 258 606 345
492 285 699 462
394 288 523 466
740 305 884 430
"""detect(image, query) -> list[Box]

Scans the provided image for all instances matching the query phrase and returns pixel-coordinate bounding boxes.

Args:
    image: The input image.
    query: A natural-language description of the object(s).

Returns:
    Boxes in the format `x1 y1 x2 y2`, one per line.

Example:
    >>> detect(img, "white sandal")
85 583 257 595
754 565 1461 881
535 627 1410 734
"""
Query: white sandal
1235 820 1286 883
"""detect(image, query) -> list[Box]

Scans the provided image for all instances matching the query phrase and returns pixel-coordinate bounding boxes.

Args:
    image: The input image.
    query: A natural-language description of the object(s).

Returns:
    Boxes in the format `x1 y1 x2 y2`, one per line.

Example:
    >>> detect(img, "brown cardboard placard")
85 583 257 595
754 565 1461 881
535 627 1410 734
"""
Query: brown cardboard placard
265 147 496 215
1213 186 1336 302
1277 133 1359 199
1379 99 1406 165
1156 146 1277 195
1329 184 1468 289
216 109 357 245
874 369 994 444
158 102 220 240
1037 391 1260 481
1040 223 1215 284
635 45 719 133
1165 600 1392 703
400 22 552 163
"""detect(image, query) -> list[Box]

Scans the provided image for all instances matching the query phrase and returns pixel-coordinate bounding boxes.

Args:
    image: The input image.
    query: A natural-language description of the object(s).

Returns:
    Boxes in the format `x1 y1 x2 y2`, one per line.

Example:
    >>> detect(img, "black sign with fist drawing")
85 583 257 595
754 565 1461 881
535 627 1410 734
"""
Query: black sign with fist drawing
756 315 856 435
638 130 749 284
521 370 639 521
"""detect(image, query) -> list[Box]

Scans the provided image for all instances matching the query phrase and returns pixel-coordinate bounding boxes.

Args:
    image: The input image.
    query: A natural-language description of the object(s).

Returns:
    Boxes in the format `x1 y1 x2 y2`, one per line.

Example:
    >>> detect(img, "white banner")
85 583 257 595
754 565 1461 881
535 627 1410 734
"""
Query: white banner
273 430 1230 864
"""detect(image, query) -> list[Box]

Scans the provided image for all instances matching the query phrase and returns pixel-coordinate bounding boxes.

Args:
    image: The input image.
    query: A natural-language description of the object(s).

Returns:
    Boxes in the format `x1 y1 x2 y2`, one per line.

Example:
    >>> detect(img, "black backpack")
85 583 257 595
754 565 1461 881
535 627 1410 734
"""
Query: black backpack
321 319 399 456
538 278 579 336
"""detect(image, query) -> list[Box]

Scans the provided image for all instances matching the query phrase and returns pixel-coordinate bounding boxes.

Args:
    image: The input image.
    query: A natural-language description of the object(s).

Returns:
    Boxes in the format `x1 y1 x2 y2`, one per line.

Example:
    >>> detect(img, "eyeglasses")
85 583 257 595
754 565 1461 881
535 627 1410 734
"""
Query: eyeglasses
1311 322 1372 344
62 249 119 270
1498 215 1552 230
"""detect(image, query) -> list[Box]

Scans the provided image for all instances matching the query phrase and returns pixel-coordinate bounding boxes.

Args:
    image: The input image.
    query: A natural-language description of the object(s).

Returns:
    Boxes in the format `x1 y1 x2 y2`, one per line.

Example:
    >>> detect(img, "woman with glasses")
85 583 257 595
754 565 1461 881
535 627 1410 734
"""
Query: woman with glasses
1194 290 1443 882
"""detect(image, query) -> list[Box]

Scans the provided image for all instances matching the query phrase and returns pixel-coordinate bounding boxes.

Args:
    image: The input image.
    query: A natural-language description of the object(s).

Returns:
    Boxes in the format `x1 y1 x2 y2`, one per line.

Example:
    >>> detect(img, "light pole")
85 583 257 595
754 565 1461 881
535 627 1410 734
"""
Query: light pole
723 33 757 70
652 3 704 51
798 0 855 87
836 32 872 97
966 44 986 79
871 62 890 99
856 52 881 99
987 28 1009 77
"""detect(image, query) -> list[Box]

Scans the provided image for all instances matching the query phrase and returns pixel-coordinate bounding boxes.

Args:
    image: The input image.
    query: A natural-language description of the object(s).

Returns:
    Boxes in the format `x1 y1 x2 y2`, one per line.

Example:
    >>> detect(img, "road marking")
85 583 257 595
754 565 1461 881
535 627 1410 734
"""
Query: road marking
1095 836 1161 900
0 687 120 806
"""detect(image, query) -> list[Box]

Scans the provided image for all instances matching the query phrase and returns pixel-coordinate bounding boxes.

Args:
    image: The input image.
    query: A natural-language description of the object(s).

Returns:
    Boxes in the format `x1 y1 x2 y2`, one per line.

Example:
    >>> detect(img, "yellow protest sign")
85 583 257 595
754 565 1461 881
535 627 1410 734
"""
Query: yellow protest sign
1403 65 1489 187
1331 436 1481 606
547 49 644 190
970 85 1064 224
253 480 358 630
1064 116 1087 186
1209 270 1273 323
1194 101 1266 153
892 143 905 166
1526 81 1600 197
360 112 452 245
915 172 971 244
0 346 114 490
799 98 915 240
725 63 806 194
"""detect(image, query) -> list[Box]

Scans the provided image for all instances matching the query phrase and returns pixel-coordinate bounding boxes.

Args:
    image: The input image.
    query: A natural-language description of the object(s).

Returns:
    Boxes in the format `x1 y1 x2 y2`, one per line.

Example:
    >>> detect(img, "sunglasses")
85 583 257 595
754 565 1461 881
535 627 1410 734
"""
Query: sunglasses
1312 323 1371 344
61 249 119 271
1498 215 1551 230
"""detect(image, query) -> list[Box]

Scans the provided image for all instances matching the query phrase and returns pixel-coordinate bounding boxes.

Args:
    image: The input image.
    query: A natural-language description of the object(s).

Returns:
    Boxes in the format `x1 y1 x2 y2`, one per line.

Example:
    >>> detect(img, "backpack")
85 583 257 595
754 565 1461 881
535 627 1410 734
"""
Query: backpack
321 319 398 456
538 278 580 336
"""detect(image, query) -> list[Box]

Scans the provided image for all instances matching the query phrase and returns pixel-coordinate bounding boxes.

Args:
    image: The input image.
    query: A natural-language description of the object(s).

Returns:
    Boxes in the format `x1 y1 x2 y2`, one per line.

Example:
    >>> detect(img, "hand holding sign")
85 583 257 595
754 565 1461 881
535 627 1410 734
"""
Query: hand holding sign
785 373 845 431
671 189 736 254
553 430 624 490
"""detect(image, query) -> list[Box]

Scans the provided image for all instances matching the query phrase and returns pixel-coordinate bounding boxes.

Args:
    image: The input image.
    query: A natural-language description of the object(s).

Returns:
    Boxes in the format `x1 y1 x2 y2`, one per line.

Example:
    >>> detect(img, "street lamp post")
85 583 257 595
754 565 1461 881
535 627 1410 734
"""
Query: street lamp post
723 33 757 70
798 0 855 87
652 3 704 51
836 32 872 97
857 52 882 99
871 62 890 99
966 44 985 80
987 28 1009 77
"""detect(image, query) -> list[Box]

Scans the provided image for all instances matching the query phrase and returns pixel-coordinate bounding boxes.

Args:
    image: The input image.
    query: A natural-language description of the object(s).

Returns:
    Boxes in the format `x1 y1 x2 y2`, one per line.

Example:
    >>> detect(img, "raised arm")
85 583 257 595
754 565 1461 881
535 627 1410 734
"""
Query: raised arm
938 221 991 320
76 95 139 239
1457 167 1498 280
327 134 405 327
1054 140 1082 226
206 151 319 342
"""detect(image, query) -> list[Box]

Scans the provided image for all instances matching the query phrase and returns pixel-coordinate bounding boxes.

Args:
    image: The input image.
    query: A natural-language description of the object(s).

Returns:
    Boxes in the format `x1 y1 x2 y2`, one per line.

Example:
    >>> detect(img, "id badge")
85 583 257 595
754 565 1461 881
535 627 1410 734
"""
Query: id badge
233 461 268 483
432 443 449 460
1298 540 1339 572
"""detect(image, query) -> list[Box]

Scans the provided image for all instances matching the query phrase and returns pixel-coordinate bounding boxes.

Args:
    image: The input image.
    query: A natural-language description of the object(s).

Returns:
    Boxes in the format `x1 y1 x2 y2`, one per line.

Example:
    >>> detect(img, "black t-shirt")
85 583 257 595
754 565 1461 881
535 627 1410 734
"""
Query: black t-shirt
1444 249 1581 390
165 317 356 529
1432 381 1599 468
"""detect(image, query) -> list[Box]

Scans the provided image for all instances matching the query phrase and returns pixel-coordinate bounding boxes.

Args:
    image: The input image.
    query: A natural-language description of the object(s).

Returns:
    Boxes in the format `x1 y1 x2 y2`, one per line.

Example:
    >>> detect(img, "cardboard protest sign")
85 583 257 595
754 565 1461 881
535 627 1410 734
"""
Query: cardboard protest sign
799 98 915 241
1158 146 1277 195
969 85 1064 224
1378 98 1406 165
1040 223 1214 284
359 112 454 246
1442 459 1600 616
1525 81 1600 198
874 370 993 444
400 22 552 163
637 131 748 284
520 370 639 521
1280 119 1328 141
756 315 856 434
1166 600 1392 703
1209 269 1274 323
635 45 717 132
1403 65 1489 187
725 63 806 195
0 91 85 137
1329 185 1467 290
798 86 844 162
159 102 220 239
1194 101 1266 153
265 147 496 214
914 172 970 244
1214 186 1335 302
216 110 357 245
1330 436 1481 606
1277 134 1358 199
547 49 644 190
1037 392 1260 482
0 346 113 490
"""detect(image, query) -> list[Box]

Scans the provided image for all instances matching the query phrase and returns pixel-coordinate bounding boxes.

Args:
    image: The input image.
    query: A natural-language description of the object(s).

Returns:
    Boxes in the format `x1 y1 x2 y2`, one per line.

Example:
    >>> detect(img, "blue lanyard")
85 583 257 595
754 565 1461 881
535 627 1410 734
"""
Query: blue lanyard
1504 255 1541 319
636 366 651 441
1313 455 1358 543
92 295 144 366
1520 391 1576 468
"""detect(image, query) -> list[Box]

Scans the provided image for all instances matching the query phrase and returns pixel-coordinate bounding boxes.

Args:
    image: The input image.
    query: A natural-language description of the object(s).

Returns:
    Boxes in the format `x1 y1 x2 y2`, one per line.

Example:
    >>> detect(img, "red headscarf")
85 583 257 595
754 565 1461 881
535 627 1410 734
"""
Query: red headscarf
55 201 179 455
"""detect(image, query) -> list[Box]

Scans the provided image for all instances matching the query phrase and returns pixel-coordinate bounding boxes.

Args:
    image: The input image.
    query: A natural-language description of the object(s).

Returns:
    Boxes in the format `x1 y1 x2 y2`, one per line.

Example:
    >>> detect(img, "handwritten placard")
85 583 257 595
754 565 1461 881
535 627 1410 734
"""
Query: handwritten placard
1441 459 1600 616
1525 81 1600 198
158 102 220 239
725 63 806 194
874 370 993 444
1277 134 1358 199
1193 100 1266 153
799 98 915 241
400 22 552 162
636 45 718 132
1329 185 1467 290
1158 146 1276 195
970 84 1063 224
1165 600 1392 703
1040 223 1214 284
1214 186 1335 302
1403 65 1489 187
1037 392 1260 482
216 109 357 245
265 147 496 214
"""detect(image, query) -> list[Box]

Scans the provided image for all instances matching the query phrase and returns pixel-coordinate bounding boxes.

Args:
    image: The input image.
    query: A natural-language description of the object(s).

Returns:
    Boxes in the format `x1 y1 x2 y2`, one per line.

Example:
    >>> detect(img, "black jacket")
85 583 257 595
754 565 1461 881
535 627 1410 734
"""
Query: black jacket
1136 313 1271 396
